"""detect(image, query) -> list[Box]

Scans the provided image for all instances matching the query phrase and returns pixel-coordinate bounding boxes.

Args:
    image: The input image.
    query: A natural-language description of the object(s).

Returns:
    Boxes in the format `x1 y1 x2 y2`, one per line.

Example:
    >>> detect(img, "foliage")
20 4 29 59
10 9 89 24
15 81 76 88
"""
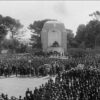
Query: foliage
2 39 29 53
95 34 100 47
31 35 42 49
34 51 45 56
68 48 87 57
0 14 23 52
29 19 55 34
85 20 100 48
75 24 86 47
0 15 7 44
3 16 23 38
75 19 100 48
67 29 75 48
0 25 7 41
16 43 27 53
2 39 20 53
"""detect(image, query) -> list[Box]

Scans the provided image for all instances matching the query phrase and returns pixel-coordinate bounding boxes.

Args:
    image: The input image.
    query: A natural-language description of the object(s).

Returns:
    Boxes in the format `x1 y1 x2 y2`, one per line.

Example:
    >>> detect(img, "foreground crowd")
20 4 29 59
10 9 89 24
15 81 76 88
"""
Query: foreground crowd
1 54 100 100
1 68 100 100
23 69 100 100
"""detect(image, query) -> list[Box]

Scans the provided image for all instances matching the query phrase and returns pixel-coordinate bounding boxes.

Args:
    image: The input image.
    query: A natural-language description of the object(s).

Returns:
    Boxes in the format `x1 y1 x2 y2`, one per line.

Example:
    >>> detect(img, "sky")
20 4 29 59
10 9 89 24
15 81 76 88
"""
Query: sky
0 1 100 38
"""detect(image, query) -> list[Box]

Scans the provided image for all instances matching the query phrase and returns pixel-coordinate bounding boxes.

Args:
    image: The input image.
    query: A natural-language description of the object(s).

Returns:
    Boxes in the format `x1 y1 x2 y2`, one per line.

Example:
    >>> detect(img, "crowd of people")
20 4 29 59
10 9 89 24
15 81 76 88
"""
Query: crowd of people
1 54 100 100
22 69 100 100
0 54 67 77
1 67 100 100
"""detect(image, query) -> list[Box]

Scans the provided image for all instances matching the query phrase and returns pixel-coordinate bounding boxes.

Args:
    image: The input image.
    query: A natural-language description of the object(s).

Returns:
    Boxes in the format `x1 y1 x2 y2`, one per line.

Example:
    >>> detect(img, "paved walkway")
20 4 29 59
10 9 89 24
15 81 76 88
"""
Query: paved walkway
0 75 55 98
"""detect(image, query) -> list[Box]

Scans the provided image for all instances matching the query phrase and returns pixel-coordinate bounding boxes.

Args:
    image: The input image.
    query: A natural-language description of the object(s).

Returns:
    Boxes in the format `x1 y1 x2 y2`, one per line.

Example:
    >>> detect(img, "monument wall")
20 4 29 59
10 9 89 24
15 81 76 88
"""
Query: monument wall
41 21 67 55
48 29 61 47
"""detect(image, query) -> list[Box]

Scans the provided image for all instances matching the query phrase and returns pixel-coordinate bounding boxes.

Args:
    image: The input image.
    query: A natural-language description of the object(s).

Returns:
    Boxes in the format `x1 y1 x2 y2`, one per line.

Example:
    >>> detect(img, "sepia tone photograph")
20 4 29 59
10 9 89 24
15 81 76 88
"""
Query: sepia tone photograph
0 0 100 100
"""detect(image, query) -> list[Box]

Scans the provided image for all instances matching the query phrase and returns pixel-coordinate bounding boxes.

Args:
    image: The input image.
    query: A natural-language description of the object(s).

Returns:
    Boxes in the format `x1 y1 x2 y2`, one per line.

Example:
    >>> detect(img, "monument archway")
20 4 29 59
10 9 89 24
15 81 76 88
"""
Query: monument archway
41 21 67 56
48 29 61 47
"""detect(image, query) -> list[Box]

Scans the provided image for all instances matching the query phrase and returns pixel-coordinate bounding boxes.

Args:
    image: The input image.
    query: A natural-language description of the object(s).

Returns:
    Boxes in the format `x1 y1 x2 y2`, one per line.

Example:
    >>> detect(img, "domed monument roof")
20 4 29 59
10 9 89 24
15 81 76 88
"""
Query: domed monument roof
43 20 65 31
45 20 63 24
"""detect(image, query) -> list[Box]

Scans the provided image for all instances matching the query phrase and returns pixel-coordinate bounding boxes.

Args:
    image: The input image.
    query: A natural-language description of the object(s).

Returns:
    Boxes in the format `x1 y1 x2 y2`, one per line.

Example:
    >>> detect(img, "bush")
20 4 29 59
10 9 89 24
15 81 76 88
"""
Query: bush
68 48 87 57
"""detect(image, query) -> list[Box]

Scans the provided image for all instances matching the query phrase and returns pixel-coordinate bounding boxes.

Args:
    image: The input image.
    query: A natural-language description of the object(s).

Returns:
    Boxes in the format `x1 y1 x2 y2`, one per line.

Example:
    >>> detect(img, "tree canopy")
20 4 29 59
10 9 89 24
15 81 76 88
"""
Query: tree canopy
66 29 75 48
0 15 7 42
0 14 24 53
3 16 23 39
75 12 100 49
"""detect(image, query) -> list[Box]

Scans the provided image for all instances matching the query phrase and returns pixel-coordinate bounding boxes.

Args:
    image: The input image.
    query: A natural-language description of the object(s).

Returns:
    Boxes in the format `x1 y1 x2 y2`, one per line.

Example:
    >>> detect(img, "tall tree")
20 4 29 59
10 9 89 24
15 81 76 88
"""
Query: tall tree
2 39 20 53
3 16 23 39
75 24 86 48
0 15 7 43
85 20 100 48
95 34 100 48
66 29 75 48
0 15 23 53
75 12 100 49
89 11 100 20
0 25 7 41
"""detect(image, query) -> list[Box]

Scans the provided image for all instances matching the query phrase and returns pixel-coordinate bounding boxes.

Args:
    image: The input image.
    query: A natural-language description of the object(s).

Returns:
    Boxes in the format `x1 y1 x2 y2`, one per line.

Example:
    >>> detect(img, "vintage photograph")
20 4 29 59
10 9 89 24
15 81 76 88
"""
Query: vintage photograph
0 0 100 100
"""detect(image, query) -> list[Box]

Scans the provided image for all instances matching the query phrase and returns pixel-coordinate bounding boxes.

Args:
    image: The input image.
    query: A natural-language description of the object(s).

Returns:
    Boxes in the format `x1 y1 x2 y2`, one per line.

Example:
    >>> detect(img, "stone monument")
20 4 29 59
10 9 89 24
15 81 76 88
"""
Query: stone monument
41 21 67 56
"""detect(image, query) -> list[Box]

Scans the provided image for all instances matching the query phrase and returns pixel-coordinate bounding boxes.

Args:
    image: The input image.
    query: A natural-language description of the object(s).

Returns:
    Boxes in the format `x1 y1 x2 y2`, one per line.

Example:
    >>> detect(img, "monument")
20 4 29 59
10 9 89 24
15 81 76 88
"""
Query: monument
41 21 67 56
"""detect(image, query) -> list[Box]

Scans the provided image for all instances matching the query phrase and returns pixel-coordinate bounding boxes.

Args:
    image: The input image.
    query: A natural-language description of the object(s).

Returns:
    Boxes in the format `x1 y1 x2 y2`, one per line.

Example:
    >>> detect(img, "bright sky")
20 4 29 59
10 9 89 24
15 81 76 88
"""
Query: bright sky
0 1 100 37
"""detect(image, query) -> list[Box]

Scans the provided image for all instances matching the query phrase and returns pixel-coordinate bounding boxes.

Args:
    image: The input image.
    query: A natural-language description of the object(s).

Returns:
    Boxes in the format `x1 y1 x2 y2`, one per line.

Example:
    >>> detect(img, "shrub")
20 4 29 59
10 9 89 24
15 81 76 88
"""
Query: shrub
67 48 87 57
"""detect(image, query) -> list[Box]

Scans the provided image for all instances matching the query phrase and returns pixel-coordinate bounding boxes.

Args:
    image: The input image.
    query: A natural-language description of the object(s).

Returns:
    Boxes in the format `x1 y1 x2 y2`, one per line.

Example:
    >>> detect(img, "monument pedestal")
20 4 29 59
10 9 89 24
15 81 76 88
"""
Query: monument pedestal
47 47 64 56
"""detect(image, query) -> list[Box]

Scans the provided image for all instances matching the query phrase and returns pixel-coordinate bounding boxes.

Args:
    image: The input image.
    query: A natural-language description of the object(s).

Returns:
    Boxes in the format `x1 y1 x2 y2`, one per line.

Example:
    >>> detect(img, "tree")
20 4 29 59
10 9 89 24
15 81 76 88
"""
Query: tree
3 16 23 39
0 15 7 44
66 29 75 48
16 43 27 53
75 24 86 48
30 34 42 49
0 25 7 41
1 16 23 53
2 39 20 53
28 19 56 50
0 15 23 53
85 20 100 48
95 34 100 48
89 11 100 20
75 15 100 48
